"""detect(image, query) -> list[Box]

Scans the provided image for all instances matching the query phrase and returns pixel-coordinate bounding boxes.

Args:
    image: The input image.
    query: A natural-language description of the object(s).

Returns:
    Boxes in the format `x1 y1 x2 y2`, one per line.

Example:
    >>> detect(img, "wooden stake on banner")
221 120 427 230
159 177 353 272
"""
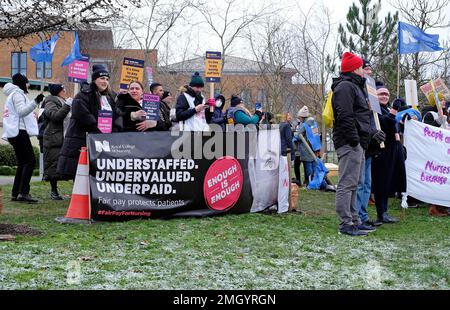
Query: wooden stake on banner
210 82 214 112
373 111 385 149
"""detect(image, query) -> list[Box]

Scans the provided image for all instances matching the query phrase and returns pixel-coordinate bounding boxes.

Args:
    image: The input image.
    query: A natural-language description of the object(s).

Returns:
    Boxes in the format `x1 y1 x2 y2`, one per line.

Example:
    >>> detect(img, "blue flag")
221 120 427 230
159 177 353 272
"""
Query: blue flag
29 33 60 63
61 32 84 67
398 21 444 54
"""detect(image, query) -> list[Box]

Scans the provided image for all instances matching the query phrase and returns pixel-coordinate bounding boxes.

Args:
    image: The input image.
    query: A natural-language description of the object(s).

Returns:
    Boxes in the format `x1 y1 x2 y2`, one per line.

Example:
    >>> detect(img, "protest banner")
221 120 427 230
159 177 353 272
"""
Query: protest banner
87 130 281 221
404 79 419 108
142 93 160 121
119 57 145 91
404 120 450 207
68 55 89 83
205 51 222 99
365 75 384 148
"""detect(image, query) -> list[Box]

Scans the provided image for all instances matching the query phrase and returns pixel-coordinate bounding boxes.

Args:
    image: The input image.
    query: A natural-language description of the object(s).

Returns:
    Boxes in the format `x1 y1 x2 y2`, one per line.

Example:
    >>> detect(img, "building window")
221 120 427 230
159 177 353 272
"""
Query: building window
36 61 52 79
256 89 267 104
11 52 27 76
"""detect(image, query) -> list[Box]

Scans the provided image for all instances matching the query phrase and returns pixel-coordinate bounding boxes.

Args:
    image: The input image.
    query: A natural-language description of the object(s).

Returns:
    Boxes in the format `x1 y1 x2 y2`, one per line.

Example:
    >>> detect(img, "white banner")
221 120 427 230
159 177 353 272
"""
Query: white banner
404 120 450 207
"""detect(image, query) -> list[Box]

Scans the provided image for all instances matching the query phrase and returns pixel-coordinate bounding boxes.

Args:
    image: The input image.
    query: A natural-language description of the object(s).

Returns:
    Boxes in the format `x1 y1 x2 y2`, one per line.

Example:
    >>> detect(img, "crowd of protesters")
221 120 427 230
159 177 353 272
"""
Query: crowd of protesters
2 57 449 230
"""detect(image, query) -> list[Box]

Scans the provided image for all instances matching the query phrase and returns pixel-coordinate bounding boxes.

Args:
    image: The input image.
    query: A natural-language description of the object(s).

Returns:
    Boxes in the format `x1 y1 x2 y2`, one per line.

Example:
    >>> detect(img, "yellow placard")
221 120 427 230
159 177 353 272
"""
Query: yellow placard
120 57 145 90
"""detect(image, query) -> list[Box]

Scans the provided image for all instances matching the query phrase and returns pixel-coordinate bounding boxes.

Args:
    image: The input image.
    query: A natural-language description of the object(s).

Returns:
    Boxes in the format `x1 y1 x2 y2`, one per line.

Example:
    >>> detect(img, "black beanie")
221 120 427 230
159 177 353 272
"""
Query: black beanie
189 72 204 87
12 73 29 93
48 83 64 96
392 98 407 111
230 95 242 107
92 64 110 81
363 58 372 69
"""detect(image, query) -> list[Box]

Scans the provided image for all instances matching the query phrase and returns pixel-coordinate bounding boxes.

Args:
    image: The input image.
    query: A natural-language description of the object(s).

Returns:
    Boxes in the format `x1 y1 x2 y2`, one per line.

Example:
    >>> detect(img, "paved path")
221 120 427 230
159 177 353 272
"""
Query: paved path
0 176 42 186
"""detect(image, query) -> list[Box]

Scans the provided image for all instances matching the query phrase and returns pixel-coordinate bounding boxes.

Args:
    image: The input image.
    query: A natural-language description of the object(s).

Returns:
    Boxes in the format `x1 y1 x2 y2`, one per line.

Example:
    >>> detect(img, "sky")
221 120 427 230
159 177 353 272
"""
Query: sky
124 0 449 64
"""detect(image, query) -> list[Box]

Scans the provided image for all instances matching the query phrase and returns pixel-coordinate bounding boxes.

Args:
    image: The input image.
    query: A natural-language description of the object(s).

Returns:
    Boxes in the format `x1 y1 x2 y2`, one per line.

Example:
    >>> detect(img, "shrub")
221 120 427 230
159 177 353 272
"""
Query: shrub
0 165 13 175
0 144 42 167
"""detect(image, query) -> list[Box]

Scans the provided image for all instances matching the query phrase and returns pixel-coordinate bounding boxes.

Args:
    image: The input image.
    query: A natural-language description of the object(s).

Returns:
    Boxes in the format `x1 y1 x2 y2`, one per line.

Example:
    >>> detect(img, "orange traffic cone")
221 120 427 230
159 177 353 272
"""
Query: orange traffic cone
55 147 91 224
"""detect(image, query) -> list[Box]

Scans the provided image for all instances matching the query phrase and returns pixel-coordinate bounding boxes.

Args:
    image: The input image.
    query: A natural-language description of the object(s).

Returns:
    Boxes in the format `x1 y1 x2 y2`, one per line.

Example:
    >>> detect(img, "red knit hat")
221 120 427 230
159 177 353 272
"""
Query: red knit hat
341 52 364 73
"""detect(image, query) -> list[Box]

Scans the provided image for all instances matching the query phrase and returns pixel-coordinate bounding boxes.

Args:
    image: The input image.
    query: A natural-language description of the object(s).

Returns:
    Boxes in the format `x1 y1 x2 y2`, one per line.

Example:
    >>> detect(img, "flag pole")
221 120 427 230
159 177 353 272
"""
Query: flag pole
397 54 401 98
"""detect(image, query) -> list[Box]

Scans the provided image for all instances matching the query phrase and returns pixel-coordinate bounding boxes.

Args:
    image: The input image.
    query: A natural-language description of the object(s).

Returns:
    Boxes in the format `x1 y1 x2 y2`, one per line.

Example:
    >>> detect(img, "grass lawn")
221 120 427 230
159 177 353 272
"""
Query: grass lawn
0 180 449 290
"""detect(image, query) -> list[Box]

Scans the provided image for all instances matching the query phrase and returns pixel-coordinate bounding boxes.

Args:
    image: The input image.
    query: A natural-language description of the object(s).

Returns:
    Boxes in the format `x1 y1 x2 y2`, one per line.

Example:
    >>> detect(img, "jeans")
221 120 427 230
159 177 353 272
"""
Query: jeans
303 161 314 184
335 144 364 228
356 156 372 222
8 130 36 197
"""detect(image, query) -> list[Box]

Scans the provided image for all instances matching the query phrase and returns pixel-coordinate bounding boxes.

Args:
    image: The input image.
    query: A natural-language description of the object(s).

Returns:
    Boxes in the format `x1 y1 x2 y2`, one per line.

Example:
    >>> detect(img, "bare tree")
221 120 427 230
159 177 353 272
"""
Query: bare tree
114 0 195 86
289 4 338 156
0 0 142 41
195 0 271 91
391 0 450 93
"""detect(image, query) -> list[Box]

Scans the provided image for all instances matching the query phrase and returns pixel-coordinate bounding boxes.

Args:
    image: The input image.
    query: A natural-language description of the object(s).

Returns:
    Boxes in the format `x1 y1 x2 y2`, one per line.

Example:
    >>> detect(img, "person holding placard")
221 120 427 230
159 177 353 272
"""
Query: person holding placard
149 83 171 131
116 81 151 132
175 72 209 131
205 94 226 131
57 65 122 180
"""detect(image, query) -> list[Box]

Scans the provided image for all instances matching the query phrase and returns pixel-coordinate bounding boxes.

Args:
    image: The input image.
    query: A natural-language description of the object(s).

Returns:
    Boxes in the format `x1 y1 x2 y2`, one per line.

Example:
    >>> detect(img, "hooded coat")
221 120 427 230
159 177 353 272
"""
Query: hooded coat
205 94 226 130
57 83 121 179
42 95 71 180
331 72 371 150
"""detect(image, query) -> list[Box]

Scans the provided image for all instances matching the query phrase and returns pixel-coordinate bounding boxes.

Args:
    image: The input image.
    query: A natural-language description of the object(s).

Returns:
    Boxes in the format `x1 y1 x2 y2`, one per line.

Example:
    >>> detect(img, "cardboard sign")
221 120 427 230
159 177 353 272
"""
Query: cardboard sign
365 75 382 115
68 55 89 83
420 78 450 98
120 57 145 90
205 51 222 83
142 93 160 121
405 80 419 107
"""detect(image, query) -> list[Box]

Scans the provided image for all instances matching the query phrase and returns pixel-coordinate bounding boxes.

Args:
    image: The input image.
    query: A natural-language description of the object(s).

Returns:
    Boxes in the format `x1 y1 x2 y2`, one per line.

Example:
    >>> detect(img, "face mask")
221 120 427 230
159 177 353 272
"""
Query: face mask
215 99 222 108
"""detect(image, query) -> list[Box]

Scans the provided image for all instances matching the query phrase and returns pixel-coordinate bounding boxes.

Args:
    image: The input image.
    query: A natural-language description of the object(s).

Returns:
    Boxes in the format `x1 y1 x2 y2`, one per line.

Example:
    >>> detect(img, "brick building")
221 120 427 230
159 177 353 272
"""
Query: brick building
0 27 157 143
157 55 319 117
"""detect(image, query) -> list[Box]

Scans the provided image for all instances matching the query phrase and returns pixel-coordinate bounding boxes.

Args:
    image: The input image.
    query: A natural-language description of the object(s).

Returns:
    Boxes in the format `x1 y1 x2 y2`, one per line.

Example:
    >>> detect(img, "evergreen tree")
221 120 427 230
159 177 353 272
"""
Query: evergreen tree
338 0 399 93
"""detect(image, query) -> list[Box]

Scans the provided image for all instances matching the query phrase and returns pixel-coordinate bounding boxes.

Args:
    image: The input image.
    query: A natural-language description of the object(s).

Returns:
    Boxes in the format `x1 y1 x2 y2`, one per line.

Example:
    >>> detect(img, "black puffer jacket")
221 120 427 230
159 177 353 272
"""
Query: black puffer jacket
57 83 122 179
331 72 371 150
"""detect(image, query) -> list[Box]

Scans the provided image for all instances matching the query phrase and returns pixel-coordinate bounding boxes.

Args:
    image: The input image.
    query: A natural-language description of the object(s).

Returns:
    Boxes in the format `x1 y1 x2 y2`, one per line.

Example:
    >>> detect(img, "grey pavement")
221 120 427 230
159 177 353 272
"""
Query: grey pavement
0 176 42 186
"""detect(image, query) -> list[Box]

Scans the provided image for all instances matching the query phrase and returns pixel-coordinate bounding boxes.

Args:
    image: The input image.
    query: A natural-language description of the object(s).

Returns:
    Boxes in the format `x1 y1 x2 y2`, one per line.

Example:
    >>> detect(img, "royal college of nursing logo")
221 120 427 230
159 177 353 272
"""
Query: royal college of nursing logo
95 140 111 153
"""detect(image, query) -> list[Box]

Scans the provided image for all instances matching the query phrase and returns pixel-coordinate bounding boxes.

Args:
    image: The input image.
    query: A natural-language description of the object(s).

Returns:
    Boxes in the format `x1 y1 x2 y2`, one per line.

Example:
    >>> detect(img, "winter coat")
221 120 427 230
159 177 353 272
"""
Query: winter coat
371 105 407 197
116 93 172 132
293 122 315 162
2 83 38 140
331 72 371 150
42 95 71 180
280 121 294 157
175 86 208 131
57 83 122 179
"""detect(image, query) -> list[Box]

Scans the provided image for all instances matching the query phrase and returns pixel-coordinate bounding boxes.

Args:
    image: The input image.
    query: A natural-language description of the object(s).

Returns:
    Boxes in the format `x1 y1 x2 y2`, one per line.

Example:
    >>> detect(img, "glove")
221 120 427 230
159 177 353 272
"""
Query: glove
254 110 263 118
372 130 386 144
65 98 73 107
207 98 215 106
35 93 45 104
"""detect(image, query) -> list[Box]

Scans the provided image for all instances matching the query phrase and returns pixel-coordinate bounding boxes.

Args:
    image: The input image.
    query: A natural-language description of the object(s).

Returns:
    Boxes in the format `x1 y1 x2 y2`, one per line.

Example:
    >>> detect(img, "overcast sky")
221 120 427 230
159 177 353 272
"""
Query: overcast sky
138 0 449 64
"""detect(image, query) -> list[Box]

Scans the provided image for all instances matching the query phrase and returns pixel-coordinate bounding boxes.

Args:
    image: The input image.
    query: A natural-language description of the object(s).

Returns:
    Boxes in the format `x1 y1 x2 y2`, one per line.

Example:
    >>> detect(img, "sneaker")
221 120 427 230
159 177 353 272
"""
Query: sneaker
291 178 301 186
356 223 376 233
339 225 368 237
50 191 63 200
364 219 383 227
16 194 39 204
379 213 399 224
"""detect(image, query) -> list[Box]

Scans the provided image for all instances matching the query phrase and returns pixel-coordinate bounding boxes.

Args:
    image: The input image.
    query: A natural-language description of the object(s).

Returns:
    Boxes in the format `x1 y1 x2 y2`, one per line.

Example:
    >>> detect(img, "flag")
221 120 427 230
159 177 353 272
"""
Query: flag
398 21 444 54
61 32 84 67
29 33 60 63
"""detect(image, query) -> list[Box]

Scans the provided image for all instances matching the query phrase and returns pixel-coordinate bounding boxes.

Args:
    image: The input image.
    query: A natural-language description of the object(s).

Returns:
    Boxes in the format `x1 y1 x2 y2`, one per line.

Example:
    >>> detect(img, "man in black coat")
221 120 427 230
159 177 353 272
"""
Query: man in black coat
332 52 385 236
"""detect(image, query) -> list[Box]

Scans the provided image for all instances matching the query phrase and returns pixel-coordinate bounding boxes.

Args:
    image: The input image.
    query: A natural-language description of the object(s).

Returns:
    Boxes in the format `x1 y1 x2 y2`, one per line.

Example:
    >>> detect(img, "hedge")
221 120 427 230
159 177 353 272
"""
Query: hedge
0 143 40 167
0 144 41 176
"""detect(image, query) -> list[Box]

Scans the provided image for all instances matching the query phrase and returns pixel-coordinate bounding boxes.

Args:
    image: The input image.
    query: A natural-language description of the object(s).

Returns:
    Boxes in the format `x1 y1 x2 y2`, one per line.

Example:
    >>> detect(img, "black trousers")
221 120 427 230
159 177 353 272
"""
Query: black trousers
374 193 389 219
294 156 302 184
8 130 36 197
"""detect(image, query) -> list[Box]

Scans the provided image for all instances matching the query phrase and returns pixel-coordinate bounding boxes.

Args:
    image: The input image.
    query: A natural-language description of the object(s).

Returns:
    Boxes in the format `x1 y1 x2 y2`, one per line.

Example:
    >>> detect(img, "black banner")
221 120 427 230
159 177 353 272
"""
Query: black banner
87 131 255 221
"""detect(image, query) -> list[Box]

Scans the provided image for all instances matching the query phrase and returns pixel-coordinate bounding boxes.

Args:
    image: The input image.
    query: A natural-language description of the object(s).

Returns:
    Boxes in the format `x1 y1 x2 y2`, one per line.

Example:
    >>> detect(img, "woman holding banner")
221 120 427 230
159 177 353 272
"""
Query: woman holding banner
57 65 122 180
117 81 151 132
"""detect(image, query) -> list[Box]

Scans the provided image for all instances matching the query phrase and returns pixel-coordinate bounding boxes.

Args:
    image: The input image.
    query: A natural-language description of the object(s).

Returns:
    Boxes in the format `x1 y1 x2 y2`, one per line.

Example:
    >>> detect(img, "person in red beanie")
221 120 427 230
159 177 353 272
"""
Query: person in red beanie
331 52 386 236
